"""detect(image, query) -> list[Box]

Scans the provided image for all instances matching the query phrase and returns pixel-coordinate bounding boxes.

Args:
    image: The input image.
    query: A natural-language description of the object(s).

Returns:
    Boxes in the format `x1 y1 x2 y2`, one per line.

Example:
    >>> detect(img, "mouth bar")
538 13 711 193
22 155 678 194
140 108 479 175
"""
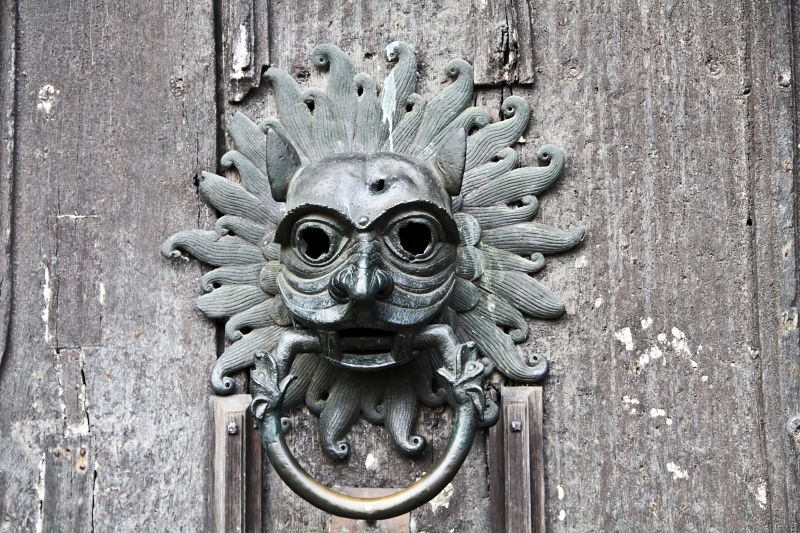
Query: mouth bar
338 328 394 351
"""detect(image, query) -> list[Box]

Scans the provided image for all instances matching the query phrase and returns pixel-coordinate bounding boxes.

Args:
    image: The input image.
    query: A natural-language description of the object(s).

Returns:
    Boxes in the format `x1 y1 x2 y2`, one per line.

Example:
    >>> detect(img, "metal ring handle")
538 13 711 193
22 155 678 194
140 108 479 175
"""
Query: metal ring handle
257 398 477 520
249 326 489 520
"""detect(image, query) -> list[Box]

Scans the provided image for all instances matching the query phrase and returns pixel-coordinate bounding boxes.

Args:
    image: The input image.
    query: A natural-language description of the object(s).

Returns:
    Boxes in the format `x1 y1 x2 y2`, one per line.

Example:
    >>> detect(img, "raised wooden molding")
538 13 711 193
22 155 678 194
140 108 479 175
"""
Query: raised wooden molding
210 394 263 533
489 386 545 533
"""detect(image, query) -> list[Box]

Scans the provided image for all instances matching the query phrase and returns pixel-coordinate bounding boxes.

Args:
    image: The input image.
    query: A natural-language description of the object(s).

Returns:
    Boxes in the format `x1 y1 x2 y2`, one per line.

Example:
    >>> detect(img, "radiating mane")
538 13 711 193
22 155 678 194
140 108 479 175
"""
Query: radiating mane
163 42 584 458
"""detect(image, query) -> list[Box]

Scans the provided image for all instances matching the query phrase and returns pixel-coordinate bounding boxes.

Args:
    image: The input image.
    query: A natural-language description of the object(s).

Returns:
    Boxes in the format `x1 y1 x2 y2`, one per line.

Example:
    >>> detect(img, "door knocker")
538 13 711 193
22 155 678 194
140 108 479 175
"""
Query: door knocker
163 42 584 519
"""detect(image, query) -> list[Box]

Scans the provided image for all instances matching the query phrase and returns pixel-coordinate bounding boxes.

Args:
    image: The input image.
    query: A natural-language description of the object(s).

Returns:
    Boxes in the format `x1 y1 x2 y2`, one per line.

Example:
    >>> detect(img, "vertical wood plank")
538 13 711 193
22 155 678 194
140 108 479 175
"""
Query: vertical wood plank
520 0 774 528
529 388 545 533
504 400 532 533
0 0 16 366
497 386 544 533
507 0 535 84
0 0 218 529
211 394 262 533
246 402 264 532
255 0 531 109
488 402 506 530
222 0 270 102
41 435 94 533
748 0 800 528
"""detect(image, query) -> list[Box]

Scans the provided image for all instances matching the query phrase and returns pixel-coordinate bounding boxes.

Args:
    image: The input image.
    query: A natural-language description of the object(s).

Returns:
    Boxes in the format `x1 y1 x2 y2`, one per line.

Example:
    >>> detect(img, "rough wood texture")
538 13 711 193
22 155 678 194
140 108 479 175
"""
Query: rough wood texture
488 387 545 533
222 0 269 103
504 400 532 532
488 387 506 531
0 1 217 531
265 0 533 87
519 0 781 529
228 0 534 112
750 0 800 529
211 394 263 533
0 0 16 366
41 435 94 533
1 0 799 530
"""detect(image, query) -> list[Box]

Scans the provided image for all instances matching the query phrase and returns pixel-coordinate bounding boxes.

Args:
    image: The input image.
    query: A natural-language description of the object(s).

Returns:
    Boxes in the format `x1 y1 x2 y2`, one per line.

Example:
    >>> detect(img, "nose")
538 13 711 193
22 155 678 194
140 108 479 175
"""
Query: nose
329 238 394 303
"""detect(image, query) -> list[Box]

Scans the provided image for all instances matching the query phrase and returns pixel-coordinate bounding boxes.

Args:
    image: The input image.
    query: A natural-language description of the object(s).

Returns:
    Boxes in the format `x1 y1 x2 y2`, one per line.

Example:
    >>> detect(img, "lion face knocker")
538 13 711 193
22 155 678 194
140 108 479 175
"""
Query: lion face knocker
277 149 463 370
163 42 584 519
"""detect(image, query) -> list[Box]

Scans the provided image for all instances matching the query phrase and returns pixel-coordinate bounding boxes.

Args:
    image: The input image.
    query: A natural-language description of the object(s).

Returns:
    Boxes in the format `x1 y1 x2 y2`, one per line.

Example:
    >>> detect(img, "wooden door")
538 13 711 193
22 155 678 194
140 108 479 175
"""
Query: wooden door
0 0 798 531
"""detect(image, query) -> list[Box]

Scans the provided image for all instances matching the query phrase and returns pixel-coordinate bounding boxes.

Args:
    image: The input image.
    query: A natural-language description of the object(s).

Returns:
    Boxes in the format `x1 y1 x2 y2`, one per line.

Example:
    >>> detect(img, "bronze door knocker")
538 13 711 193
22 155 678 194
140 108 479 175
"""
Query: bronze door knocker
163 41 584 519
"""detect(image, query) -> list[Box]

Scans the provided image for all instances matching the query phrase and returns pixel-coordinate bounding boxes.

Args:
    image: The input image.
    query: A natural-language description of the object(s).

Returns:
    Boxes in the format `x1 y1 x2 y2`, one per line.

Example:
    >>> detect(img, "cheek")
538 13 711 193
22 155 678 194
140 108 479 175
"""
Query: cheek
381 243 458 289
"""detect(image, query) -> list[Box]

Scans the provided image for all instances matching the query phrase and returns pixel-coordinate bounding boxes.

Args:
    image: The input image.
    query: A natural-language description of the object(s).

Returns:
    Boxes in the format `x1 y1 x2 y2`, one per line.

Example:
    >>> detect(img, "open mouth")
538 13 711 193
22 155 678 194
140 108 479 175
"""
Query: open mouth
338 328 395 352
318 328 418 369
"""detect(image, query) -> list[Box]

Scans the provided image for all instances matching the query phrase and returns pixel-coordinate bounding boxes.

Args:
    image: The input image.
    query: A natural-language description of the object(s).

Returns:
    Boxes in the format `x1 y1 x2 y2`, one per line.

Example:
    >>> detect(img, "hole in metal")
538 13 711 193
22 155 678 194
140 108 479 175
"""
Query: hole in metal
300 227 330 259
398 222 431 256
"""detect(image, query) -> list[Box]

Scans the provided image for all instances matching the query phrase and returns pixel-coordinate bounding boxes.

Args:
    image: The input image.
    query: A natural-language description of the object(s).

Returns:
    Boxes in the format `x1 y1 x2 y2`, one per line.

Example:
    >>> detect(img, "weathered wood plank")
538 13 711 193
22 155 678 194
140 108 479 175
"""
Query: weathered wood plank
529 388 544 532
210 394 263 533
488 393 506 531
257 0 532 101
489 386 545 533
0 0 16 367
0 0 67 525
54 216 102 349
504 400 532 532
232 3 530 125
749 0 800 529
41 435 94 533
0 0 218 530
517 0 773 529
222 0 270 103
83 0 218 525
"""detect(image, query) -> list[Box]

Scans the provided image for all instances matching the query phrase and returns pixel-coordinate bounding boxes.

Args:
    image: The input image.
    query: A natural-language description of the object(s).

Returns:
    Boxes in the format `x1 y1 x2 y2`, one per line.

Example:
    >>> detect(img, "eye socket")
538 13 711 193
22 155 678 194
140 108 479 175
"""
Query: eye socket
292 219 347 265
299 227 329 259
398 222 431 255
384 214 443 261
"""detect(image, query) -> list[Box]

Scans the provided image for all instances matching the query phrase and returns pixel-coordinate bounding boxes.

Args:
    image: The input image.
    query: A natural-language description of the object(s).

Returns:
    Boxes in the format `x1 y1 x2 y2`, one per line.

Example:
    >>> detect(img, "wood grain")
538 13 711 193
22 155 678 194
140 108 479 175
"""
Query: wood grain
0 0 798 530
749 0 800 529
228 0 534 113
211 394 263 533
519 0 775 529
265 0 533 88
488 388 506 531
0 0 16 368
488 386 545 533
504 400 532 532
222 0 270 103
0 0 218 530
41 435 94 533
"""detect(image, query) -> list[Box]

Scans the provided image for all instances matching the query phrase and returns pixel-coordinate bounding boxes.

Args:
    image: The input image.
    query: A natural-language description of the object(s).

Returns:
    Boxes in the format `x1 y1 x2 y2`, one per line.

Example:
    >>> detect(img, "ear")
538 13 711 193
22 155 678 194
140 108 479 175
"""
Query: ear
435 127 467 196
265 126 301 202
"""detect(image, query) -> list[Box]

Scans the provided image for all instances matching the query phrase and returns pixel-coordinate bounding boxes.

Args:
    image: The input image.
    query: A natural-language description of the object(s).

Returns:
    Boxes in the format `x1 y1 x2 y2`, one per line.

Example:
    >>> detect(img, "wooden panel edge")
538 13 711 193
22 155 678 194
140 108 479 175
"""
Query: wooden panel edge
0 0 17 366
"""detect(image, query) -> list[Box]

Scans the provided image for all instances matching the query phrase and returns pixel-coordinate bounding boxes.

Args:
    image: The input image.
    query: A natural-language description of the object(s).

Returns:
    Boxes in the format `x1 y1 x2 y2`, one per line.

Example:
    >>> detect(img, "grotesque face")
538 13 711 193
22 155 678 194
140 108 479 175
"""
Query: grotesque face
273 152 460 370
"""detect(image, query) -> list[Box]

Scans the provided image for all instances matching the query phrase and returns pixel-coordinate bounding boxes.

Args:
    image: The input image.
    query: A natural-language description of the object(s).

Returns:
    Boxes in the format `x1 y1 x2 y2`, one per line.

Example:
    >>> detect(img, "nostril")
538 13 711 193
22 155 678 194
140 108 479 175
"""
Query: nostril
374 269 394 300
328 269 351 302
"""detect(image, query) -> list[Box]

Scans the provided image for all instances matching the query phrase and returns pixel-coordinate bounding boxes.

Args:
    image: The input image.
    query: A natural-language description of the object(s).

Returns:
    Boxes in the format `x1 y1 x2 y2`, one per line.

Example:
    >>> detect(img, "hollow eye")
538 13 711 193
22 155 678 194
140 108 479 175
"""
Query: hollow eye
399 222 431 255
292 220 346 265
385 216 442 261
